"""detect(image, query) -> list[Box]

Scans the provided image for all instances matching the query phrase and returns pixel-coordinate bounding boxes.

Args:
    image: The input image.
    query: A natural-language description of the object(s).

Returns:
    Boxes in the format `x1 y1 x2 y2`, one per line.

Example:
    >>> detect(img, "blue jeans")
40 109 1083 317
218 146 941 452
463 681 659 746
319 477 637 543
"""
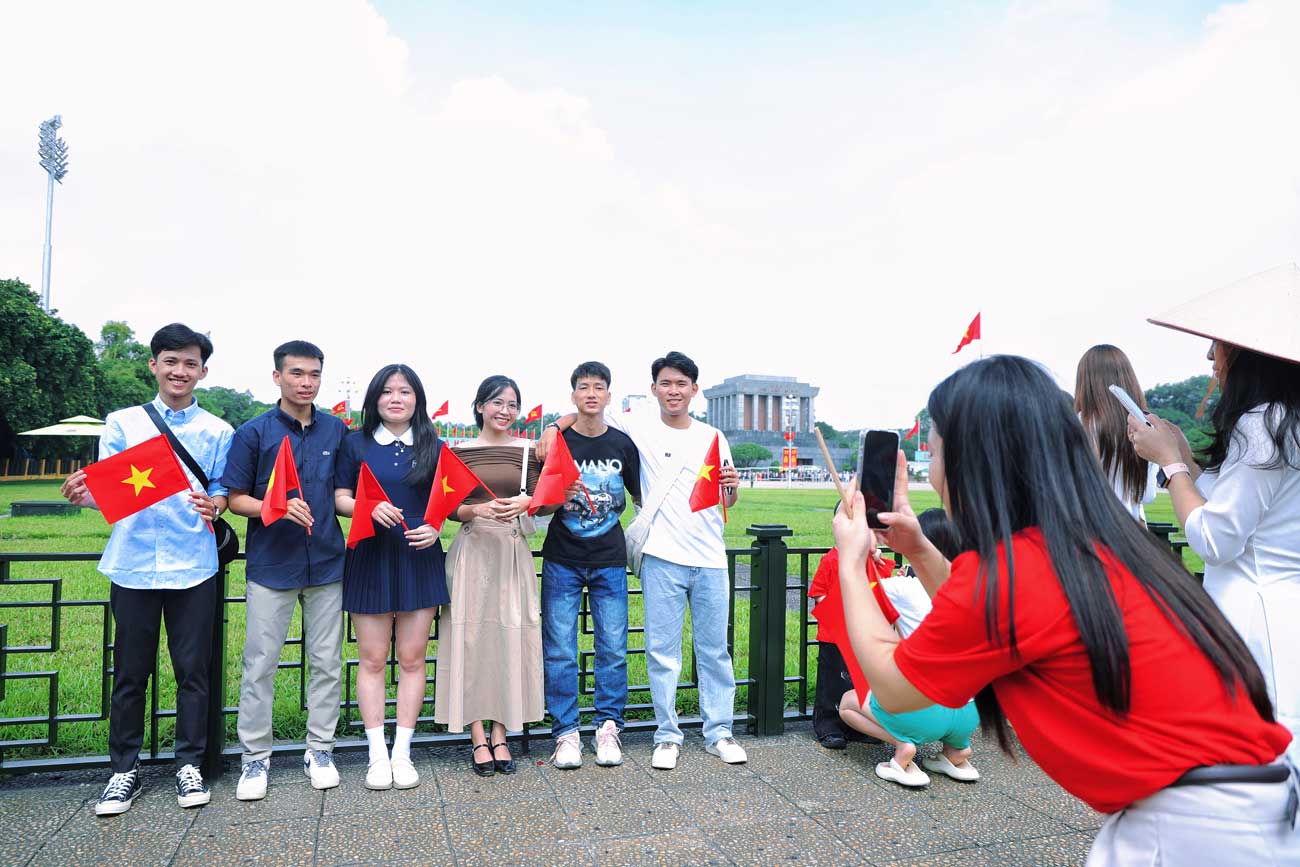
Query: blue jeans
641 554 736 746
541 561 628 737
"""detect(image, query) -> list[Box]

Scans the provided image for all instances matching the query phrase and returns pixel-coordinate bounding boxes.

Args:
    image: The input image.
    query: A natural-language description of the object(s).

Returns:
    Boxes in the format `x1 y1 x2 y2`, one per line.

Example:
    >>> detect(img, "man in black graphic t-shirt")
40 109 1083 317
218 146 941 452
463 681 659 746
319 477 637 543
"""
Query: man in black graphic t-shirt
540 361 641 770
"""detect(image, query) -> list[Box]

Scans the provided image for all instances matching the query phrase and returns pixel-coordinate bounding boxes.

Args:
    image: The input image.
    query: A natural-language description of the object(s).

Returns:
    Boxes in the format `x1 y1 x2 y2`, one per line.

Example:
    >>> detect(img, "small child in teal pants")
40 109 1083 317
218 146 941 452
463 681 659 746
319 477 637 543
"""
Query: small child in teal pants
838 509 981 787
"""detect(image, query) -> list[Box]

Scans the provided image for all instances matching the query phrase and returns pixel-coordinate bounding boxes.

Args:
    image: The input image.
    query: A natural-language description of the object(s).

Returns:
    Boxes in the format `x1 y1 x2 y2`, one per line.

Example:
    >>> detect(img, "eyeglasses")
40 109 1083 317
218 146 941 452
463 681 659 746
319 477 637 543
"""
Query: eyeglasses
484 399 520 412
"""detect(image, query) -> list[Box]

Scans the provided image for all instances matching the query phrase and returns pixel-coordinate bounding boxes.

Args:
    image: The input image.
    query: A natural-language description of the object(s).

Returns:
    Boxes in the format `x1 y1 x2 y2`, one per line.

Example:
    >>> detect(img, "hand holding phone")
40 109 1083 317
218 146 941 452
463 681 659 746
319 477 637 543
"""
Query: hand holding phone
858 430 900 530
1108 385 1154 428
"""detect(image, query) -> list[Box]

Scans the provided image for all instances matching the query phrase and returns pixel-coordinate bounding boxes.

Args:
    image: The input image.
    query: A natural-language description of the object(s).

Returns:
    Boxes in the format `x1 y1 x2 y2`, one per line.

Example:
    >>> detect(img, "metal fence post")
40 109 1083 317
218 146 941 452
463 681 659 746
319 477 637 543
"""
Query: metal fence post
746 524 792 736
202 565 229 779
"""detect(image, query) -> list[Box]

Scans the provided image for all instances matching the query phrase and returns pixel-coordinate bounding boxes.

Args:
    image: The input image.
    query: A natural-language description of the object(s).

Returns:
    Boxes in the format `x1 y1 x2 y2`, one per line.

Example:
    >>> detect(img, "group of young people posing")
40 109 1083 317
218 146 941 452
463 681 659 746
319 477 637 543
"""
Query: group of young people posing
64 332 744 816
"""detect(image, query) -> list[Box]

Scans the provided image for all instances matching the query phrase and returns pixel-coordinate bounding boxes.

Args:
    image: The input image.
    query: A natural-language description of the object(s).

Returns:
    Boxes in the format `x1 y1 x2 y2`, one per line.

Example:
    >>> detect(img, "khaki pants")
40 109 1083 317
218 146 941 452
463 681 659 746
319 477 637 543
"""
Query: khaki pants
1086 757 1299 866
237 580 343 764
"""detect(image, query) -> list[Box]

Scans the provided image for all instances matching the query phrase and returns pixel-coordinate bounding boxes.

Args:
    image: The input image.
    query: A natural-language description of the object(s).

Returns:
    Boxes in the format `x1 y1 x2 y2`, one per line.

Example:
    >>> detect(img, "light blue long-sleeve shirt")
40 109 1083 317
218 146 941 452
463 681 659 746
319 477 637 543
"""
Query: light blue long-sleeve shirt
97 396 234 590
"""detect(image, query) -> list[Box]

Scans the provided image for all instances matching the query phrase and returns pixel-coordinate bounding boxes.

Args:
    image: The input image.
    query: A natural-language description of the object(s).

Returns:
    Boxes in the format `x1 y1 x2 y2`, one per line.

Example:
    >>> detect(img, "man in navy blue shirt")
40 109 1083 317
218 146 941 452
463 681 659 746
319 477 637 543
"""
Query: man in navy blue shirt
221 340 347 801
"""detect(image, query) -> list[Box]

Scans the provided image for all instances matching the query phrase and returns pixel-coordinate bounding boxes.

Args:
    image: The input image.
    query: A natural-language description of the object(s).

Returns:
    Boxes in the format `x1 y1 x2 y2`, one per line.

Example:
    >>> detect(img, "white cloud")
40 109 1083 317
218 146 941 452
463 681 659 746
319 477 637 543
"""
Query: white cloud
1 0 1296 431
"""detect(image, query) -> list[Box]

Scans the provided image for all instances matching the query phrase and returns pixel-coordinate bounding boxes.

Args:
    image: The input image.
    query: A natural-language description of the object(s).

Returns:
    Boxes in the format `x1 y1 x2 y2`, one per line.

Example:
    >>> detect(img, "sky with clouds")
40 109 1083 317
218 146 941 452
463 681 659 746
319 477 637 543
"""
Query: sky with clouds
1 0 1296 429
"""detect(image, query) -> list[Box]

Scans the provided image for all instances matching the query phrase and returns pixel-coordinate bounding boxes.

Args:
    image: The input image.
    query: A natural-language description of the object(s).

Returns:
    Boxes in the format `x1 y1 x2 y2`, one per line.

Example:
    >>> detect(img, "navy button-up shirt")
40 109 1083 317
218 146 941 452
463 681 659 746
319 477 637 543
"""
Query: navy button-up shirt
221 403 347 590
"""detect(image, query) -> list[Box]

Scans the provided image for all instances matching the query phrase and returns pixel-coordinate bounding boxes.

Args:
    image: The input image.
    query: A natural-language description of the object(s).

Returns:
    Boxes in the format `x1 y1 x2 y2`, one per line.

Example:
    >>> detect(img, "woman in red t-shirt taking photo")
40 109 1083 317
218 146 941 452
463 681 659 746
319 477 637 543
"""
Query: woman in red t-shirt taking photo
833 355 1296 866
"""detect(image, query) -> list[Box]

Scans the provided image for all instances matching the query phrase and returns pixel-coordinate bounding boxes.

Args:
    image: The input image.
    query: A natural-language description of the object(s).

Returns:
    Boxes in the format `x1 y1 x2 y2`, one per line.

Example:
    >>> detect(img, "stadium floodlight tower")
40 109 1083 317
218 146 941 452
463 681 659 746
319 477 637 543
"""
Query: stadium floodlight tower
37 115 70 312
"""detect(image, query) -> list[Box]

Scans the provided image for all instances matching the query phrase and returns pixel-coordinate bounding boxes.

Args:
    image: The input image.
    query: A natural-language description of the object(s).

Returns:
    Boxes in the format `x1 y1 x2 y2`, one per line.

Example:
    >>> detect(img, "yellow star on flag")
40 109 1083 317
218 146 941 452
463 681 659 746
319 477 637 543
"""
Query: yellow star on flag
697 463 715 482
441 476 455 495
121 465 157 496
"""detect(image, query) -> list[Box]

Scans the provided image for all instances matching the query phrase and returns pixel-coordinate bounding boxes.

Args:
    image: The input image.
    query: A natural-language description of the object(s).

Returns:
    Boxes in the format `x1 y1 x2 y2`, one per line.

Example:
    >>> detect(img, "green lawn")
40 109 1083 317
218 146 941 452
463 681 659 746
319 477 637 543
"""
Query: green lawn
0 480 1196 761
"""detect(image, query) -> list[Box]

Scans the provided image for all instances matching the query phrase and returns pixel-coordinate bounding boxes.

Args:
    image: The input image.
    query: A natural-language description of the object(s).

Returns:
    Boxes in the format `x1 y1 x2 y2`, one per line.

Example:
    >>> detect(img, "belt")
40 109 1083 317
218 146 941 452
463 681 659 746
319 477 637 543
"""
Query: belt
1171 758 1298 829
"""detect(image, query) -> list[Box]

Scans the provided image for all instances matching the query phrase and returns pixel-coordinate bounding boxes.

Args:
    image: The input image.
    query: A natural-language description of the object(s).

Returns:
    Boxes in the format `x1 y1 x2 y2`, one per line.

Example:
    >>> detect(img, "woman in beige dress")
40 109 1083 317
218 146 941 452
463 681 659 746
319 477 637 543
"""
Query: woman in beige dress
434 375 567 776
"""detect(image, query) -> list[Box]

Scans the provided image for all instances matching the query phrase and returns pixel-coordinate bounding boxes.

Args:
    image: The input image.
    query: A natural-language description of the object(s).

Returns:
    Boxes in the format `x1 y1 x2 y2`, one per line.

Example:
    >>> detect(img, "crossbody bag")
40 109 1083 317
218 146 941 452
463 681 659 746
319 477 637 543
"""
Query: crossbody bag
624 451 690 575
141 403 240 566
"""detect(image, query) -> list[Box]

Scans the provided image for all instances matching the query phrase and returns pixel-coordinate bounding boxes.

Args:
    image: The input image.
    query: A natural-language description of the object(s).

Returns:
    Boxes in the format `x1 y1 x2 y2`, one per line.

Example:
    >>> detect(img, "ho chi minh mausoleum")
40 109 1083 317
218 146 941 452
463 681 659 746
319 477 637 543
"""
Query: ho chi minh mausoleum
702 374 853 470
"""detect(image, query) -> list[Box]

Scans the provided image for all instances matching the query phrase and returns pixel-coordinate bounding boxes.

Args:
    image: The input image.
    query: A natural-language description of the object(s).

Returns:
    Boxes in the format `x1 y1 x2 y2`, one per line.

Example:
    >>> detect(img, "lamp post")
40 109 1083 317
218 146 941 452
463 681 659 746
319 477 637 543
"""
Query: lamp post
37 115 70 313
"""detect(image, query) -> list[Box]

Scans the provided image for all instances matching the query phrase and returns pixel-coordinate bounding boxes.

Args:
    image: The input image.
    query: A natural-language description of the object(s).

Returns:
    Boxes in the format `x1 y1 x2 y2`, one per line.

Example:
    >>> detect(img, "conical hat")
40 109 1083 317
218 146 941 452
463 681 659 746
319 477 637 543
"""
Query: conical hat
1147 263 1300 364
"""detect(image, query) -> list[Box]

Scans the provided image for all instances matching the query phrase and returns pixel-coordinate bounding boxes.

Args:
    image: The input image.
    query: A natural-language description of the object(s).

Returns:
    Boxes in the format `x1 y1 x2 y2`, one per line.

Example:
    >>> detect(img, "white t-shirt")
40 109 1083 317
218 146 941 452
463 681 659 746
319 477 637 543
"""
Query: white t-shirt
879 571 933 638
608 405 733 569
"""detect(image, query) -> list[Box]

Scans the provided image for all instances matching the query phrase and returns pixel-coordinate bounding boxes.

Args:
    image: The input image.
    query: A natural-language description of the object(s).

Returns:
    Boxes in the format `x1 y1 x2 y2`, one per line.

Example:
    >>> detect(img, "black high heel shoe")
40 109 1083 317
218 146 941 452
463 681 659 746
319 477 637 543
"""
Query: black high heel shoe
471 742 495 777
490 739 516 775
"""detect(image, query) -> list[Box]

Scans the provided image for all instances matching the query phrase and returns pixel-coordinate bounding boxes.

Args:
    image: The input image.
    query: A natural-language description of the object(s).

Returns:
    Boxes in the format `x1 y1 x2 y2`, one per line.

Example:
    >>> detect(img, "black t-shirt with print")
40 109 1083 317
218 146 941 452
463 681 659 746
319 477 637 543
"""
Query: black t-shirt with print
540 426 642 568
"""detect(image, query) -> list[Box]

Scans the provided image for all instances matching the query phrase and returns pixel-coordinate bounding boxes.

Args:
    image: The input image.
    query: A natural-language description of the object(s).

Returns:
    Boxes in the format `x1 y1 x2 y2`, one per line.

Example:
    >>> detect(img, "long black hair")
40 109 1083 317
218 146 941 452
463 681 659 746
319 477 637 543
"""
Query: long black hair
1205 346 1300 473
360 364 440 487
927 355 1273 753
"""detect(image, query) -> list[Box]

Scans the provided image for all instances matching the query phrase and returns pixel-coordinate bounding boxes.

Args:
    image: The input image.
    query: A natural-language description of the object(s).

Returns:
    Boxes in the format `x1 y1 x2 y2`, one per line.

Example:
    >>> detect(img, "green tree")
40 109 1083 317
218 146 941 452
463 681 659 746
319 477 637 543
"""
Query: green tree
195 386 273 428
0 279 104 460
94 321 155 411
731 443 774 468
1144 376 1217 457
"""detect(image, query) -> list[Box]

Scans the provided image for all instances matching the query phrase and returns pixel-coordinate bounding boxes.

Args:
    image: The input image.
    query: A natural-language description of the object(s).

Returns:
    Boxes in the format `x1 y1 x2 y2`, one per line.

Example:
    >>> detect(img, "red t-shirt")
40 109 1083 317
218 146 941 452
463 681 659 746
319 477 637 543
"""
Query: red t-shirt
893 528 1291 813
810 548 900 625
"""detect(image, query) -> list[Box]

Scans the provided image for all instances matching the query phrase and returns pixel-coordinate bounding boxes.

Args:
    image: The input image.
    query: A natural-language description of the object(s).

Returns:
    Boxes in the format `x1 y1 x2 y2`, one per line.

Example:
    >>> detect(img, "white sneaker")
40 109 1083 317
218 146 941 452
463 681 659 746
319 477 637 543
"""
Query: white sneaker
390 756 420 789
705 736 748 764
365 758 393 790
236 759 269 801
594 721 623 767
651 742 679 770
550 731 582 769
303 749 340 790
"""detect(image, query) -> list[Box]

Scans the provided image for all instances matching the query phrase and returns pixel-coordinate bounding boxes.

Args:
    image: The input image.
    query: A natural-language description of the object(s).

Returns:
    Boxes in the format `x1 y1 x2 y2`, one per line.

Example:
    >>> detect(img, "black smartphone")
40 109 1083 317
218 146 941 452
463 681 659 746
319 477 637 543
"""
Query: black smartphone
858 429 899 530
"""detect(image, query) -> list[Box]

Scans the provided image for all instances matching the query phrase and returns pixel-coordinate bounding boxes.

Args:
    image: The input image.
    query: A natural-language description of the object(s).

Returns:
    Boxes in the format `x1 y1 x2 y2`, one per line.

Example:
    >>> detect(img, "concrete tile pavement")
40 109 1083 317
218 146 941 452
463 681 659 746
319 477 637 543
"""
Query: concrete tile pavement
0 723 1104 867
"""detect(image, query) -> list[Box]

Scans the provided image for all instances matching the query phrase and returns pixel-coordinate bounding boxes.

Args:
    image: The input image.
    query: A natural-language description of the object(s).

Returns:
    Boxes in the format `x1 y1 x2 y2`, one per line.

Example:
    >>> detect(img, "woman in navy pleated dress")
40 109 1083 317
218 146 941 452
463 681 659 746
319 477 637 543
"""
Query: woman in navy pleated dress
334 364 448 792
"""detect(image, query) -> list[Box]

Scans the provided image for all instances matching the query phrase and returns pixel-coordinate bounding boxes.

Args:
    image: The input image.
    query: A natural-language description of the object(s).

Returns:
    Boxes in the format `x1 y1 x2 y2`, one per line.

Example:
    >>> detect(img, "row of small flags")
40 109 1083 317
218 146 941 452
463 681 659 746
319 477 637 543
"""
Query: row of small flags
328 399 545 435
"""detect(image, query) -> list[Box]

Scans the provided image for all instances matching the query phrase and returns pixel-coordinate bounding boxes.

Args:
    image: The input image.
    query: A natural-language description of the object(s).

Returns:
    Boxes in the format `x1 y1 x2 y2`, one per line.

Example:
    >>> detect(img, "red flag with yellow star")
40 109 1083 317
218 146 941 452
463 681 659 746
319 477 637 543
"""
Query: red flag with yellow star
347 462 407 548
431 400 449 419
688 432 726 521
261 435 306 531
528 430 595 516
83 434 191 524
951 312 981 355
522 404 543 424
423 445 495 531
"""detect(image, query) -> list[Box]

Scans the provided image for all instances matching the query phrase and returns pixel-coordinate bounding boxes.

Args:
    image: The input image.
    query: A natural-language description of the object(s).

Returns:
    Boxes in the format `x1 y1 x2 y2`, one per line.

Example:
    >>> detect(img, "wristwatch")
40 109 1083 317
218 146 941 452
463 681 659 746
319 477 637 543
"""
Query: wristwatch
1160 462 1190 487
544 422 560 432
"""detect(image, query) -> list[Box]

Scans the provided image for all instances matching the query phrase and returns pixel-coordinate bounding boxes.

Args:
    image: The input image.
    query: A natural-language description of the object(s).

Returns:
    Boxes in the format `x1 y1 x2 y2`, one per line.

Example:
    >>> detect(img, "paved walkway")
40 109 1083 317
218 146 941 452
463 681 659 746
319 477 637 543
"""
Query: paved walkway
0 724 1102 867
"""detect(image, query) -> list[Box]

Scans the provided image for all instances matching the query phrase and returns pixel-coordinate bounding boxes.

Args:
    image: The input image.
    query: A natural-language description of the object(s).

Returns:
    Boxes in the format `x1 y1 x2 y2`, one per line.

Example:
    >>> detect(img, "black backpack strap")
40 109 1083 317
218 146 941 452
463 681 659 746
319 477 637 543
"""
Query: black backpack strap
141 403 209 490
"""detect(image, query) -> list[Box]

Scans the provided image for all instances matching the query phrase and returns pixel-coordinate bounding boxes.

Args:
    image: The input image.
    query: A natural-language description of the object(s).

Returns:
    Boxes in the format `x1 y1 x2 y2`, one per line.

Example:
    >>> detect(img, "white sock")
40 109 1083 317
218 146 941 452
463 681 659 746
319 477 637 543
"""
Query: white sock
365 726 388 764
392 725 414 761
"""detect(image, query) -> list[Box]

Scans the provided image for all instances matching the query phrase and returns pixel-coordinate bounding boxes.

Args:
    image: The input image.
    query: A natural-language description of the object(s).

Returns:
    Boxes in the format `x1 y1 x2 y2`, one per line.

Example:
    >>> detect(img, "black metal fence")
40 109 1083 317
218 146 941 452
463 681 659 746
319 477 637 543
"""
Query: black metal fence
0 521 1199 777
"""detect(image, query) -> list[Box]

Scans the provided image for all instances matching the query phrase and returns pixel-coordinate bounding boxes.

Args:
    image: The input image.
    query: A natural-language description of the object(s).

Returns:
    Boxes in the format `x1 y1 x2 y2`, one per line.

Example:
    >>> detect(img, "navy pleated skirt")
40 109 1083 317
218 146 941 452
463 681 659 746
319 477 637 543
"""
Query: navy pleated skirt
342 528 449 614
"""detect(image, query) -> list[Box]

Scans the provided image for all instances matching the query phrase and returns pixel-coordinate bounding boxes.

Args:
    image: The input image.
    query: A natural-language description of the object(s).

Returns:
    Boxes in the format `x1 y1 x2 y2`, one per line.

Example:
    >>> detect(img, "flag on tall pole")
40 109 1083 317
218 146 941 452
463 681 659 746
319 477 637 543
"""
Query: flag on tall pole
903 418 920 441
82 435 192 524
431 400 449 420
331 400 348 417
261 435 310 534
952 312 981 355
522 404 543 425
424 446 495 531
688 432 726 522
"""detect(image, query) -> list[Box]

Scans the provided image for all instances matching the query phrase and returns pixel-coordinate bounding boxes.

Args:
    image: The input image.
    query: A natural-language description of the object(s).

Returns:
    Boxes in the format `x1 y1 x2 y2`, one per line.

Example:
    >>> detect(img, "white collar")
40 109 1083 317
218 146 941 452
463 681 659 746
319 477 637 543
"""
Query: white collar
373 426 414 446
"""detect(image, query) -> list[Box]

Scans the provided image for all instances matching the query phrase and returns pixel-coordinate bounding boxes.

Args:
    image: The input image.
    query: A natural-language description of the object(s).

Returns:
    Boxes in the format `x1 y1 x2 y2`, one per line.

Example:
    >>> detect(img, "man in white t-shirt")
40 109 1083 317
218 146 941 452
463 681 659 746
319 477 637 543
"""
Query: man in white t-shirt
540 351 745 769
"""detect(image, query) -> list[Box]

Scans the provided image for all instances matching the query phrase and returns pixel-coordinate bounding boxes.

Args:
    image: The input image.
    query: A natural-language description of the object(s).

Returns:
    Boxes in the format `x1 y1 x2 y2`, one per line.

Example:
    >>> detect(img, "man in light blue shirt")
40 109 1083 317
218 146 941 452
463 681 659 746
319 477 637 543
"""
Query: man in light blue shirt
62 323 233 817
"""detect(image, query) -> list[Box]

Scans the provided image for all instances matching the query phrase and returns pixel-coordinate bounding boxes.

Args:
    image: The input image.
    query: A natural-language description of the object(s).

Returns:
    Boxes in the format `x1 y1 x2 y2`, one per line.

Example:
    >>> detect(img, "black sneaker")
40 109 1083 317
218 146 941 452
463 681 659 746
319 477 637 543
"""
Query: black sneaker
175 763 210 808
95 765 142 816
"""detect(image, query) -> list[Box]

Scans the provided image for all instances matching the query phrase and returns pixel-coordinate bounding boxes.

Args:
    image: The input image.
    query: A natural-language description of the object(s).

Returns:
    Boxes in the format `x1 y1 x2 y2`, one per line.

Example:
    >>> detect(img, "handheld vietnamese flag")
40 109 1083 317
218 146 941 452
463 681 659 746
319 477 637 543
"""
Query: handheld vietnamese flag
424 446 495 531
83 435 192 524
261 435 310 534
528 430 595 516
522 404 543 424
347 462 407 548
951 312 981 355
688 432 727 522
903 418 920 441
431 400 449 420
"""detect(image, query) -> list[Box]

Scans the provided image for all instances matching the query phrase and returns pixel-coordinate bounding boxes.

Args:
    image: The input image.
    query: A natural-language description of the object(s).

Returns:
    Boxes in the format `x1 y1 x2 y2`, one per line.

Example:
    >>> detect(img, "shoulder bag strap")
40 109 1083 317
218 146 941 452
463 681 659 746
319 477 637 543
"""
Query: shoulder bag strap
638 451 690 524
141 403 208 489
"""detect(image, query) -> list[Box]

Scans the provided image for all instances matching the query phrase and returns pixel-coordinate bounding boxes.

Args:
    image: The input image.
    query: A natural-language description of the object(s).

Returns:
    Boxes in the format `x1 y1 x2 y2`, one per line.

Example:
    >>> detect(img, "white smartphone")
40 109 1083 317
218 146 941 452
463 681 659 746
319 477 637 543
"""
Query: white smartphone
1107 385 1154 428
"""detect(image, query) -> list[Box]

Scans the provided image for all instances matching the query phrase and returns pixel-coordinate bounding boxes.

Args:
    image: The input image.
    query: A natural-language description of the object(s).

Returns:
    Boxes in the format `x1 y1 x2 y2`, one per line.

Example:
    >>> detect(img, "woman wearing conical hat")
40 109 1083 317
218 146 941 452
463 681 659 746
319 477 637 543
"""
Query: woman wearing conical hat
1129 263 1300 767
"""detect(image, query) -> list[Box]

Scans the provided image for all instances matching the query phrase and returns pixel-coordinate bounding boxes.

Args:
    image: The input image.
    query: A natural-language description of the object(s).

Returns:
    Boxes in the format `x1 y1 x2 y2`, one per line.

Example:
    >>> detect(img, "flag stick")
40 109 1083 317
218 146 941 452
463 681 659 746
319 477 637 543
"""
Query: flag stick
581 482 596 515
720 478 728 524
814 427 853 518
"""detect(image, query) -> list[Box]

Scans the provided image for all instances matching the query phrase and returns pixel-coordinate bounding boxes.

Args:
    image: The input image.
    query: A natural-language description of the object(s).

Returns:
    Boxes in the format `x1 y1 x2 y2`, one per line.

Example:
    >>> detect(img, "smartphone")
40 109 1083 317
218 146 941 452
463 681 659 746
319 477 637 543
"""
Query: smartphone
858 429 899 530
1107 384 1154 428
